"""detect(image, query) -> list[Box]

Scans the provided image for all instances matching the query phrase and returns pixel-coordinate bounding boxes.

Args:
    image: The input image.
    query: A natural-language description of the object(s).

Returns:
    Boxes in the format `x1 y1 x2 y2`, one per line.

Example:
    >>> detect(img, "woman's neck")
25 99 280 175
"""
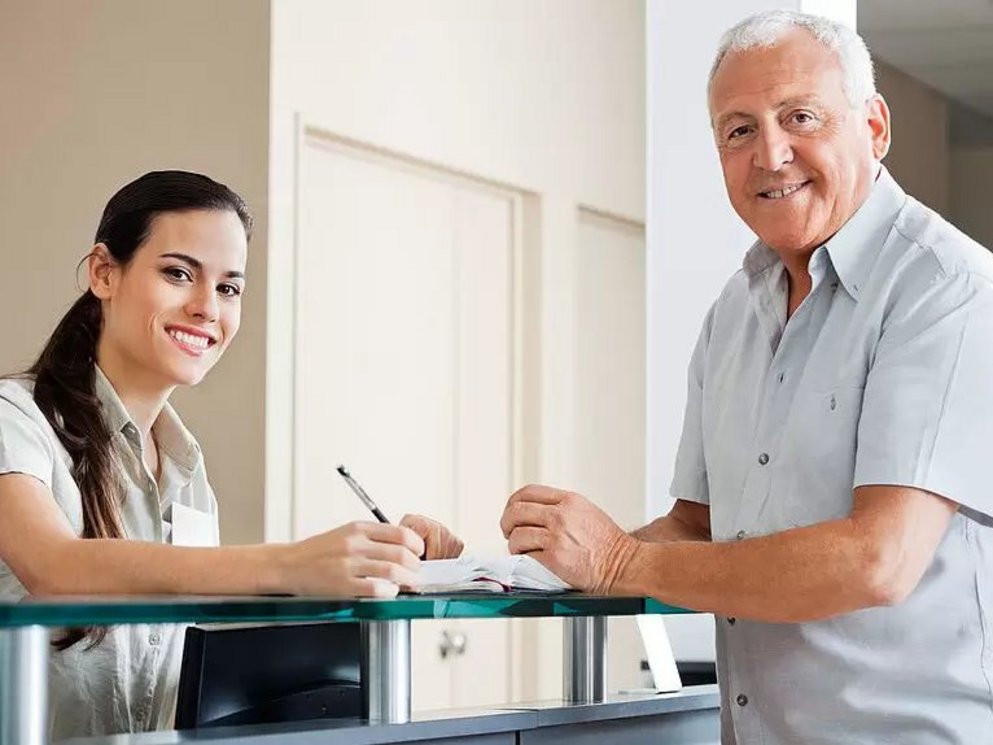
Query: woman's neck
95 345 174 438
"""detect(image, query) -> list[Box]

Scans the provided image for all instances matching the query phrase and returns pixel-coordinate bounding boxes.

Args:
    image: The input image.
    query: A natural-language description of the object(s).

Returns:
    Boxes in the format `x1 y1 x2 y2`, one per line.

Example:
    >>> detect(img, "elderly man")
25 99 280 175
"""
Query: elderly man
501 10 993 744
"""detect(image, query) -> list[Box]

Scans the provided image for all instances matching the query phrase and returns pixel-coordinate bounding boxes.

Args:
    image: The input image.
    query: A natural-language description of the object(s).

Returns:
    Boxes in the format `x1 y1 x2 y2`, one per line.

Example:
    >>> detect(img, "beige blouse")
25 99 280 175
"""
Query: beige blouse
0 367 219 739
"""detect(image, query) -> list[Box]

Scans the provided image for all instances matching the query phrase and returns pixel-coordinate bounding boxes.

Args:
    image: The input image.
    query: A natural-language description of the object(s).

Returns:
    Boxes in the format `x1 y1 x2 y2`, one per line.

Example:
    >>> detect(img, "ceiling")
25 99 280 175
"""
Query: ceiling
859 0 993 141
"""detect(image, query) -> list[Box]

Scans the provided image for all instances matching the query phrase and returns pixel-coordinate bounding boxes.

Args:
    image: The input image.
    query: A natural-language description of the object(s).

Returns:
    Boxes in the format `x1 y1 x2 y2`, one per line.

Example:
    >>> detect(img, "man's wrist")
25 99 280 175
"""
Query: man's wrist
596 533 644 595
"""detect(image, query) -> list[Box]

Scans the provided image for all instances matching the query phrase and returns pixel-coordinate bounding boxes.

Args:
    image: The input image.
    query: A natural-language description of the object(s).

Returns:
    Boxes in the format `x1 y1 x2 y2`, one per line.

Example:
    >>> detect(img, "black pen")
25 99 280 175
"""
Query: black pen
336 465 391 523
336 465 427 561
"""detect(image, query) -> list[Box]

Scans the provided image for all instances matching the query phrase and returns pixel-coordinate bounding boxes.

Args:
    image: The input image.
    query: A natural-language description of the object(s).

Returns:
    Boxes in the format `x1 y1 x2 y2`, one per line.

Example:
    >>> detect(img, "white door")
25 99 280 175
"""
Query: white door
573 208 648 693
293 129 520 711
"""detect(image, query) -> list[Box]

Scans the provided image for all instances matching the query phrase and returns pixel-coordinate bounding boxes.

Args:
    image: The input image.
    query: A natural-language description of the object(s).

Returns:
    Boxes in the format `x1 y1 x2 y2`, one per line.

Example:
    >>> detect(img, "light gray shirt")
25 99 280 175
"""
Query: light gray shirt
670 167 993 744
0 367 219 740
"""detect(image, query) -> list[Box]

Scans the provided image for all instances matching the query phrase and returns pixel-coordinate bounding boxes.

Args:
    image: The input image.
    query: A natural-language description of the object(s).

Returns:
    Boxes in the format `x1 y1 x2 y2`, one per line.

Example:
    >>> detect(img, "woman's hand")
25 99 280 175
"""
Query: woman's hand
399 514 464 560
277 521 425 597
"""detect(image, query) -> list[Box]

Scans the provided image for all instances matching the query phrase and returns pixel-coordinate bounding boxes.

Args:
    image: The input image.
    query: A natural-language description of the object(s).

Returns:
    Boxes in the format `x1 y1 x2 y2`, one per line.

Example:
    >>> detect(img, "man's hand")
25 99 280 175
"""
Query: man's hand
399 514 465 560
499 484 640 594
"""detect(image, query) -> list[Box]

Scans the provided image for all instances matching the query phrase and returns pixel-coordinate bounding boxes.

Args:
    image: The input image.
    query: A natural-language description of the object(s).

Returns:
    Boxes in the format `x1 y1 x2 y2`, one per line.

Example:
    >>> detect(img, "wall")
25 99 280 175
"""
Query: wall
266 0 646 539
874 60 950 213
951 148 993 249
0 0 271 544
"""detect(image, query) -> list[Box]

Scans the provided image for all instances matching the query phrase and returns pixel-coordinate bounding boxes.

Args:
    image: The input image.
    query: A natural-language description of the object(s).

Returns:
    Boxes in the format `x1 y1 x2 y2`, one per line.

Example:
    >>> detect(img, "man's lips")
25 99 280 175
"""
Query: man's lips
756 180 811 199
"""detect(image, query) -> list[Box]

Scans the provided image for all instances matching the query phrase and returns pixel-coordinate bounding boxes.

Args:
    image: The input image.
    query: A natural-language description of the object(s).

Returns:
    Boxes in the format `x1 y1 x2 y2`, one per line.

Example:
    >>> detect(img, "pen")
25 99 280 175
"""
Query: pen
336 464 427 561
336 465 391 523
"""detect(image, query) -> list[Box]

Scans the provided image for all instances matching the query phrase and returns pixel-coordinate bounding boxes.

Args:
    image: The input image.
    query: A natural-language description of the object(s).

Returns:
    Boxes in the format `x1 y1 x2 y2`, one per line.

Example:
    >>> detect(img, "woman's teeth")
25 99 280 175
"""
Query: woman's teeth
168 329 210 349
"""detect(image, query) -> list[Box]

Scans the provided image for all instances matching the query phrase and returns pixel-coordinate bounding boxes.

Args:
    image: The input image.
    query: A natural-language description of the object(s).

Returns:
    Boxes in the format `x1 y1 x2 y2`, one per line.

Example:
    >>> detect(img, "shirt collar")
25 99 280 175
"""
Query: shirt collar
742 165 907 300
94 365 202 476
822 165 906 301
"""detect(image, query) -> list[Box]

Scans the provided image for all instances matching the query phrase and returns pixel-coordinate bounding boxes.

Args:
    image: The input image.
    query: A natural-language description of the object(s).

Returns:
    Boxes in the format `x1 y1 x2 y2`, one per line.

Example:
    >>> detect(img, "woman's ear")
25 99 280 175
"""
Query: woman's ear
88 244 118 300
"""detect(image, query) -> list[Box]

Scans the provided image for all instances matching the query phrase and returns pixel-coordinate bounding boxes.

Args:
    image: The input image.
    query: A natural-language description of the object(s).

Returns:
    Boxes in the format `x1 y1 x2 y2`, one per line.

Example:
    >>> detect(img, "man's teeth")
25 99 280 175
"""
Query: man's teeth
168 330 210 349
763 183 805 199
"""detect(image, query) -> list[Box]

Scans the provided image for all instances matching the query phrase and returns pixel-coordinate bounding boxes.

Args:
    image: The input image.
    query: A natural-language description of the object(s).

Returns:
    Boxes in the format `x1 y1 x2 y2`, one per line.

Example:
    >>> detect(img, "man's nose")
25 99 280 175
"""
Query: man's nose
753 125 793 171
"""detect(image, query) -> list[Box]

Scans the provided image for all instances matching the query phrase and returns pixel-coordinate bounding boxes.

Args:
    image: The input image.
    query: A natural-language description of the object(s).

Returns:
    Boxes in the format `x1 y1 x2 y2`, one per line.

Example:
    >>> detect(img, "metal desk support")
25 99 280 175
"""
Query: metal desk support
361 620 411 723
563 616 607 703
0 625 49 745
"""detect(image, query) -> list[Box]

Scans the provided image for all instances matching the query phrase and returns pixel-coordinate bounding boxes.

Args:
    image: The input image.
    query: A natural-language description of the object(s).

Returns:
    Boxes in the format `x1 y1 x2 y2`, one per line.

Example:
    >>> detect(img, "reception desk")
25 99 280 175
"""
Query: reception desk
0 594 719 745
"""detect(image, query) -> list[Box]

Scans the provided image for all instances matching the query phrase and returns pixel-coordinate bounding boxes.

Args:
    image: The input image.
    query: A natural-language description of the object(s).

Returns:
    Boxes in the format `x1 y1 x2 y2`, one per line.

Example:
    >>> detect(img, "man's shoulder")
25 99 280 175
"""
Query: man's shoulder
892 197 993 285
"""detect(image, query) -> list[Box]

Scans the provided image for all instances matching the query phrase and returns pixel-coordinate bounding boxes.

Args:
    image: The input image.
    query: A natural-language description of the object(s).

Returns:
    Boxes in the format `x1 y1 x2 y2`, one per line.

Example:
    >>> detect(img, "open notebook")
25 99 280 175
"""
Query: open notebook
411 555 572 594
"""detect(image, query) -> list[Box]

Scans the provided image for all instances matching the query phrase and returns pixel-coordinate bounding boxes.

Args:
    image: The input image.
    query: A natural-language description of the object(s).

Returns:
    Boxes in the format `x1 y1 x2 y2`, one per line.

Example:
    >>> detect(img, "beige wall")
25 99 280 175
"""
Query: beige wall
0 0 271 544
875 59 950 213
266 0 647 540
951 148 993 250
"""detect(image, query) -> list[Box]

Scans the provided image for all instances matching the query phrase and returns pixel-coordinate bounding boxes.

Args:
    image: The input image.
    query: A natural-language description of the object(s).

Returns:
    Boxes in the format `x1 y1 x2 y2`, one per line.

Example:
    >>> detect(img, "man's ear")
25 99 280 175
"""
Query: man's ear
88 244 118 300
867 93 891 161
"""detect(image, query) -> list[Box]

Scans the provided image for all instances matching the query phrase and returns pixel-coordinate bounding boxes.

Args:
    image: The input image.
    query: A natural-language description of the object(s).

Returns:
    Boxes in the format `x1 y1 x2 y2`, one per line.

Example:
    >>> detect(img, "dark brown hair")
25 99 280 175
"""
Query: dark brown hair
29 171 252 650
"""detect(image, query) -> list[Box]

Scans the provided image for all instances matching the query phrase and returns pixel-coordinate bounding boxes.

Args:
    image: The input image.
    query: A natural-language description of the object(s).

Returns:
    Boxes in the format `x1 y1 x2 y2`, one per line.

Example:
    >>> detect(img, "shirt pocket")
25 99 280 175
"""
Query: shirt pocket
775 386 864 528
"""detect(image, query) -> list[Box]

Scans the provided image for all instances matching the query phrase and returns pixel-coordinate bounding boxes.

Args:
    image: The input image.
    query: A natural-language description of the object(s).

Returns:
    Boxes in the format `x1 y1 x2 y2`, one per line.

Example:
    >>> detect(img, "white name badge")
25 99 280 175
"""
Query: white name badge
171 502 219 547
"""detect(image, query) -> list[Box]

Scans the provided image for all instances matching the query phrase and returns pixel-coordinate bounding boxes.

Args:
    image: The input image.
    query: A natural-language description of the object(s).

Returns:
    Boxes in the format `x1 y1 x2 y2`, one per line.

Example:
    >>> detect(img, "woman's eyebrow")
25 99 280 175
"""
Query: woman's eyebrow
159 252 245 279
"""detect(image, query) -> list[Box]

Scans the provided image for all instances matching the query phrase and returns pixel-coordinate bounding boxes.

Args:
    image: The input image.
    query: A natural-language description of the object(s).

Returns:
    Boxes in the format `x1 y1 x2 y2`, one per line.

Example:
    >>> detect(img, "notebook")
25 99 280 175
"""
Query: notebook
411 555 572 594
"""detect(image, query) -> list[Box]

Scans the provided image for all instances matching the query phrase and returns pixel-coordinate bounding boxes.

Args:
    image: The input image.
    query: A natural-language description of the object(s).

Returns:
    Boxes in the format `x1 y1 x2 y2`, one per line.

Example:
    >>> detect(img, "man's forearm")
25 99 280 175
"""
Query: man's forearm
630 500 711 543
631 515 706 542
615 517 888 623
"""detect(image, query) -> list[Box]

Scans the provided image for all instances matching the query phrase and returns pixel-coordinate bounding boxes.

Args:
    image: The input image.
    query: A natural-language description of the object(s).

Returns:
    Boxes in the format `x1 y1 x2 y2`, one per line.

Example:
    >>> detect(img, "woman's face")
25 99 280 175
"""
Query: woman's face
93 209 248 390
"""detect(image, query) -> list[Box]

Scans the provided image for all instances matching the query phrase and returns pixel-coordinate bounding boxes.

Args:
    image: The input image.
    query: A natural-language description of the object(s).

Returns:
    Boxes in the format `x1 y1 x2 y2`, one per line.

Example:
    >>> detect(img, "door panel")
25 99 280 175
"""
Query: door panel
295 132 518 712
574 208 648 693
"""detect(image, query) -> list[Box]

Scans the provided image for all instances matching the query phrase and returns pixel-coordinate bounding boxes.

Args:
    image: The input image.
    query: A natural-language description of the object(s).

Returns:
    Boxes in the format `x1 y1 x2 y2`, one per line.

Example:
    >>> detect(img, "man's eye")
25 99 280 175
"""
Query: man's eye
791 112 814 124
728 125 751 141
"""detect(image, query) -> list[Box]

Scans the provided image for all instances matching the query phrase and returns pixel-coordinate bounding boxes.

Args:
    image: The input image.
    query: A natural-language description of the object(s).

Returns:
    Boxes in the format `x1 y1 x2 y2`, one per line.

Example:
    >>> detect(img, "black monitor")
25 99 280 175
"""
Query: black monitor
175 622 362 729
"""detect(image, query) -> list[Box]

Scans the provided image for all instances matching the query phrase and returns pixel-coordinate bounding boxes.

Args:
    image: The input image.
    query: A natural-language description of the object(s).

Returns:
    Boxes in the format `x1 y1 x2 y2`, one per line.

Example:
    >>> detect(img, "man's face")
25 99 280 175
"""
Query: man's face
709 29 890 256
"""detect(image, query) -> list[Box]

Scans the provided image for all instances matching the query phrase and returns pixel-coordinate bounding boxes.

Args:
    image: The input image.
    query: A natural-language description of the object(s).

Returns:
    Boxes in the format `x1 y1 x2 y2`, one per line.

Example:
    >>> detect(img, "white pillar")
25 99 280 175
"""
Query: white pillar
645 0 856 661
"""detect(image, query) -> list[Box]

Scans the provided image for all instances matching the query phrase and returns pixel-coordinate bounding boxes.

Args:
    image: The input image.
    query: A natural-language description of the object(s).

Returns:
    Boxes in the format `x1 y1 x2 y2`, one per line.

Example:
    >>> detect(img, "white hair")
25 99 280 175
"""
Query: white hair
708 10 876 108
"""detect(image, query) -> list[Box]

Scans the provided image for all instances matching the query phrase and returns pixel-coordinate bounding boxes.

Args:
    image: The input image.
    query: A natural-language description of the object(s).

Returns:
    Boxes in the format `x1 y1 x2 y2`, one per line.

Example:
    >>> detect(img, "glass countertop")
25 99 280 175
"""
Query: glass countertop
0 593 692 628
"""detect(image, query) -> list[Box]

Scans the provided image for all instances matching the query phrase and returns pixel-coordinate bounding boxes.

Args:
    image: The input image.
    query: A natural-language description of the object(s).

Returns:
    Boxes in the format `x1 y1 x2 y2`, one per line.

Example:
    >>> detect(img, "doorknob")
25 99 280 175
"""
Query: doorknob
438 629 467 660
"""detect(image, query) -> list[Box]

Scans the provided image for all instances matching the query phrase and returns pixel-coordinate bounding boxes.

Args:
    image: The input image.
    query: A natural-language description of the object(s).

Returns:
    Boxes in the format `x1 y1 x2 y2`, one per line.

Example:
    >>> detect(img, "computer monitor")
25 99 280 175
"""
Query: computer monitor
175 622 362 729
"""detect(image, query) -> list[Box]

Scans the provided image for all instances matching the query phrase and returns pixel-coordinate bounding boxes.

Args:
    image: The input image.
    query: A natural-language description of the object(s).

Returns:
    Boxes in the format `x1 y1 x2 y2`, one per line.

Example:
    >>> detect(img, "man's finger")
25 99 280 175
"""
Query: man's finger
500 501 555 538
508 526 551 555
508 484 568 506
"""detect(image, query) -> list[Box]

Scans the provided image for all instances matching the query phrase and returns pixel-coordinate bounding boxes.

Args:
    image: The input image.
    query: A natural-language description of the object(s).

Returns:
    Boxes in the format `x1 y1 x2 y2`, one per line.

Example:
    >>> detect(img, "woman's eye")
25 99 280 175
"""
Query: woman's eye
217 283 242 298
163 266 193 282
791 111 814 125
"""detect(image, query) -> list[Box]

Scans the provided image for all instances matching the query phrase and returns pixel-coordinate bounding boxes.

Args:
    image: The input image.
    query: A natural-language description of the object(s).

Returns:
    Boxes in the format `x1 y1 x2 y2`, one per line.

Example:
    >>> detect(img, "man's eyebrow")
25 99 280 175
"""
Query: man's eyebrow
714 111 753 132
775 96 821 111
159 252 245 279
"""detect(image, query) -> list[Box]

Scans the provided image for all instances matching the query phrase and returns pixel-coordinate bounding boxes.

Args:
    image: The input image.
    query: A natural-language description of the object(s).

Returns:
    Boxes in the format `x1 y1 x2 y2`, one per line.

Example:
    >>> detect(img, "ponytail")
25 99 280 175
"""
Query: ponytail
29 291 121 650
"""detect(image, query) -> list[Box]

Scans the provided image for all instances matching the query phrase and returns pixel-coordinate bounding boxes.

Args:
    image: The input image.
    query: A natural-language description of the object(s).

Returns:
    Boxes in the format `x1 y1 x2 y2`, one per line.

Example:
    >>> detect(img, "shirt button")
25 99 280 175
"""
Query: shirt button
727 617 736 625
757 452 769 465
737 694 748 707
829 395 837 411
148 632 162 646
735 530 746 540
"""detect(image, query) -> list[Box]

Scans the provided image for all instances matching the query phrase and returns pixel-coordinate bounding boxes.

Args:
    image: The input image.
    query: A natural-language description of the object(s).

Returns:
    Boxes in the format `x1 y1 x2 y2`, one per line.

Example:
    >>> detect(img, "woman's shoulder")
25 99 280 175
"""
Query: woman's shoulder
0 376 41 418
0 375 61 482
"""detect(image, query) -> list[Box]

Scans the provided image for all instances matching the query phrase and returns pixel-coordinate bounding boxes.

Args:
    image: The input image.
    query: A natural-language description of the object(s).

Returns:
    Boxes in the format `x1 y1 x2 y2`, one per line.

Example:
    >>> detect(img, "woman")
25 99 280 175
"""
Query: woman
0 171 463 739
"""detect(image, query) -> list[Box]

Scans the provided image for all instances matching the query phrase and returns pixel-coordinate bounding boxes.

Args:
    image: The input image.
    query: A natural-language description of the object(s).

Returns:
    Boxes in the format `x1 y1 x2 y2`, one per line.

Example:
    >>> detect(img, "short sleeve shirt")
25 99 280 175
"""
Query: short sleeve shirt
0 367 219 740
670 167 993 744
